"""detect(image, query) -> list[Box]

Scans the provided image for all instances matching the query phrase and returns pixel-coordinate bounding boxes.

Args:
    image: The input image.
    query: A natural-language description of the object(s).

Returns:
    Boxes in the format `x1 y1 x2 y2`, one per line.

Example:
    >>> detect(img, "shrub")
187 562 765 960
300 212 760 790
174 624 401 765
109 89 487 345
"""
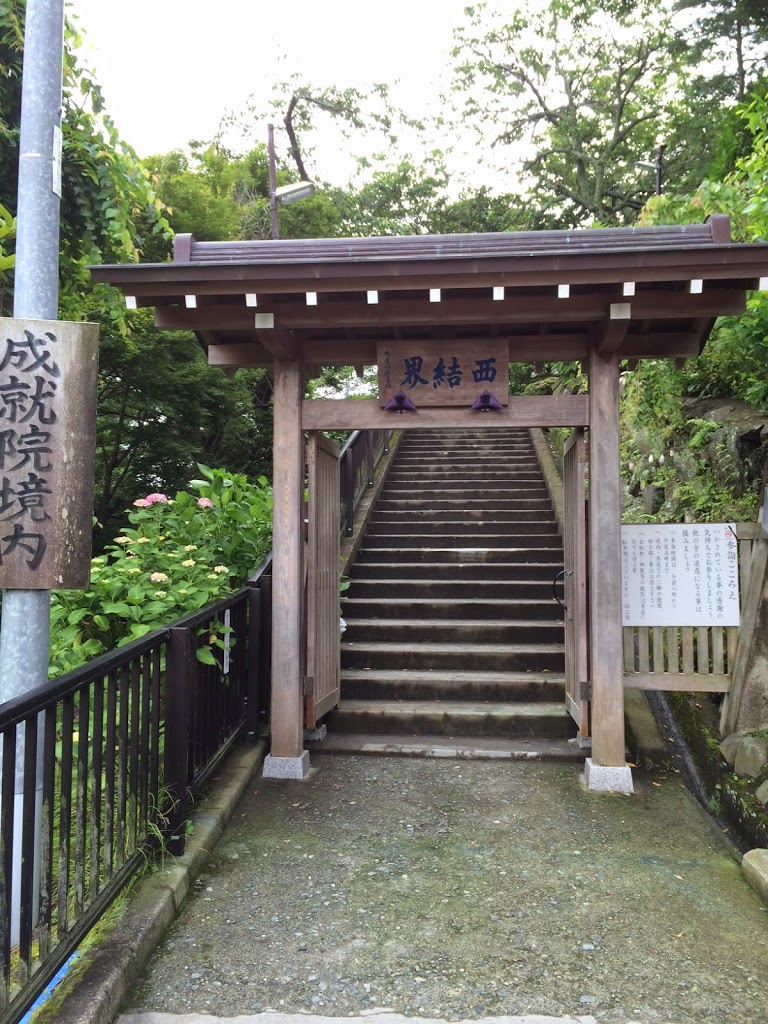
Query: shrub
48 468 272 676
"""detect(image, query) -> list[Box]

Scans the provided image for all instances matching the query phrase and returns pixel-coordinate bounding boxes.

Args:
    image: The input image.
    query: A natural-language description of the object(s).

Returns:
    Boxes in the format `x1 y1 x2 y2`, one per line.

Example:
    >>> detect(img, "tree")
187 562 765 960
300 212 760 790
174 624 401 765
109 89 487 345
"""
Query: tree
0 3 281 550
675 0 768 102
94 313 275 546
0 1 171 323
638 89 768 412
450 0 686 226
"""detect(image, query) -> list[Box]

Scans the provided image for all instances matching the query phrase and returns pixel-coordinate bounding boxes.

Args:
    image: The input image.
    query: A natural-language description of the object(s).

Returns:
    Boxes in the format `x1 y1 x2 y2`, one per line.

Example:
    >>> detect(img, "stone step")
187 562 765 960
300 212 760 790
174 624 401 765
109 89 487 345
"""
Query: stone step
348 572 562 593
340 667 564 702
364 528 563 546
382 478 548 491
325 699 575 739
393 454 538 464
355 545 564 563
342 596 564 620
397 429 531 438
369 514 559 531
387 461 542 472
396 439 533 449
308 731 586 762
370 507 557 524
340 640 565 672
375 498 554 512
343 617 564 644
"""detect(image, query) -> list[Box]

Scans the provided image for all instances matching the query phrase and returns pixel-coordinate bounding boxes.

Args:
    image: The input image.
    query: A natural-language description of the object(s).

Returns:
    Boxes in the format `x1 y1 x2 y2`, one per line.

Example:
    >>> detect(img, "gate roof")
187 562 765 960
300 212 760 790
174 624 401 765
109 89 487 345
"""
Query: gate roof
91 215 768 369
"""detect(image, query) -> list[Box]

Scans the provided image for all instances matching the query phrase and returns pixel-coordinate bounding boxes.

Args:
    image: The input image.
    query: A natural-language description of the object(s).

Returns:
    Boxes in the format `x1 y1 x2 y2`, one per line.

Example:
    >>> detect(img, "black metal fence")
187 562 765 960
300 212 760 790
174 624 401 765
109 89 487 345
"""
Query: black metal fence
340 429 391 536
0 427 385 1022
0 559 272 1024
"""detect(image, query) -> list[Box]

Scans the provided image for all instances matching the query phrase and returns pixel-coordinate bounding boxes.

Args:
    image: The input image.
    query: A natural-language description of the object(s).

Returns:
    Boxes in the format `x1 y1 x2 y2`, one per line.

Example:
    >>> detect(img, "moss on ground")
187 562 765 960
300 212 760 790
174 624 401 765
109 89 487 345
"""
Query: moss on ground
667 692 768 849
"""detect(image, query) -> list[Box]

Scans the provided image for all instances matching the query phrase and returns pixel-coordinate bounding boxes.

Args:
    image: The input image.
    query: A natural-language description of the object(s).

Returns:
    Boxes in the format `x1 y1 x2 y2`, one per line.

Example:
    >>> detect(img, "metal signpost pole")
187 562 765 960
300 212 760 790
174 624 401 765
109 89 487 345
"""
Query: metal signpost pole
0 0 65 942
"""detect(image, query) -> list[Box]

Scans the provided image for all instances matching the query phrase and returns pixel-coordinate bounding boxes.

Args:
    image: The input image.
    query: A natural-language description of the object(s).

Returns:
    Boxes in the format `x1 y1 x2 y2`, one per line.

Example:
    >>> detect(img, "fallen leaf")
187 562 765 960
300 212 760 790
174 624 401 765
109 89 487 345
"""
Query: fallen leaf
652 781 662 787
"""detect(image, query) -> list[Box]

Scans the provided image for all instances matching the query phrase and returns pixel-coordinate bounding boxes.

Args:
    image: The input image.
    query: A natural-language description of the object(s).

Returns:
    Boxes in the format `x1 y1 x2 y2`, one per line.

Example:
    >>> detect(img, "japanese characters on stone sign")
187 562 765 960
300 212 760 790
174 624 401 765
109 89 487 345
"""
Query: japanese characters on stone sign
621 524 740 627
0 318 98 590
377 341 509 407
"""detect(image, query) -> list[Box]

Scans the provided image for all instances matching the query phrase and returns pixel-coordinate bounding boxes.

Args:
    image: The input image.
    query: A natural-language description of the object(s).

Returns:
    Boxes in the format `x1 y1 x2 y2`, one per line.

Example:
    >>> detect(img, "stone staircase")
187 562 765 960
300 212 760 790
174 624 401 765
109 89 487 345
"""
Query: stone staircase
318 427 582 760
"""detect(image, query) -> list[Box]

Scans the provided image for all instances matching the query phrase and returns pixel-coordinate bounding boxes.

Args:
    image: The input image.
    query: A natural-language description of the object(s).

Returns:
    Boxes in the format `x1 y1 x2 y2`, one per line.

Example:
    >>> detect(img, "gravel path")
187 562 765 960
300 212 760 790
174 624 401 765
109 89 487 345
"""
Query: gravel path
121 756 768 1024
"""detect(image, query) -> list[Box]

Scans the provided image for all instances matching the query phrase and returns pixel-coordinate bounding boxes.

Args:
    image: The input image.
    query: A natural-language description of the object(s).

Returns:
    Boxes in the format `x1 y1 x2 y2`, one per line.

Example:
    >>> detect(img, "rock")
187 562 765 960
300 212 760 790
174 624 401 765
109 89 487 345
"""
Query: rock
720 734 742 767
734 736 768 779
756 780 768 807
743 848 768 905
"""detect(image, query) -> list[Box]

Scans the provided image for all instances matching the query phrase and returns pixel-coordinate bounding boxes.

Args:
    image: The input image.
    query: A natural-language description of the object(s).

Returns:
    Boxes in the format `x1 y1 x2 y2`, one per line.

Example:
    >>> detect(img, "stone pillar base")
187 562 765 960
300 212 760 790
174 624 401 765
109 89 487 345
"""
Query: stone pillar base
304 724 327 742
584 757 634 794
262 751 311 780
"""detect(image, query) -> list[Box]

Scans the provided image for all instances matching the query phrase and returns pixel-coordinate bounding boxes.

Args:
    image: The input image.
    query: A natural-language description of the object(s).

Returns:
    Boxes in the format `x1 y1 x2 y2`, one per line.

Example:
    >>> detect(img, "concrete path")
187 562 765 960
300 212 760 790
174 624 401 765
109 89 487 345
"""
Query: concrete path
117 756 768 1024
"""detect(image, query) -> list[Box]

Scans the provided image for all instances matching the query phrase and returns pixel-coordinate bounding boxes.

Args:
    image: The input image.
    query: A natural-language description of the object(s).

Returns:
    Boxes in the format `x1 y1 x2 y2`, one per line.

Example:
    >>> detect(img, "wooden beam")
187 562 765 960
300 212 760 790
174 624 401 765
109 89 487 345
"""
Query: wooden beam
208 342 272 367
596 304 631 354
587 346 626 767
625 673 731 693
621 335 701 358
204 332 701 369
153 290 748 332
256 328 297 360
270 358 305 760
302 395 589 430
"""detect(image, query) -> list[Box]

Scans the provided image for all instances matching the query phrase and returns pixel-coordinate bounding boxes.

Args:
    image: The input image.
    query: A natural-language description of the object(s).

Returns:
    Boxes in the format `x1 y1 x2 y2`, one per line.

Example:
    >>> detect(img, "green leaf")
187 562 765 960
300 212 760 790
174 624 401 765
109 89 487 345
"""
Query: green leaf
102 602 132 616
195 646 217 666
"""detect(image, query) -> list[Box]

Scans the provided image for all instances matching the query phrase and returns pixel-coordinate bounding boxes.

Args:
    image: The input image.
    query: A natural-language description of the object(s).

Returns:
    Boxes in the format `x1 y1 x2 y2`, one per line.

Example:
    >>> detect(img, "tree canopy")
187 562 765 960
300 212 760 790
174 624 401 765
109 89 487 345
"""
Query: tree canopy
3 0 768 542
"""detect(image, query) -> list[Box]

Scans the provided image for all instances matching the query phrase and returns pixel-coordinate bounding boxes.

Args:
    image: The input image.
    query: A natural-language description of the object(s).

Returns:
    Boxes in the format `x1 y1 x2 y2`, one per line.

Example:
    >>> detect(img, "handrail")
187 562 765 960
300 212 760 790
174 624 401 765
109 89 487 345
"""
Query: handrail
0 626 170 730
339 428 391 537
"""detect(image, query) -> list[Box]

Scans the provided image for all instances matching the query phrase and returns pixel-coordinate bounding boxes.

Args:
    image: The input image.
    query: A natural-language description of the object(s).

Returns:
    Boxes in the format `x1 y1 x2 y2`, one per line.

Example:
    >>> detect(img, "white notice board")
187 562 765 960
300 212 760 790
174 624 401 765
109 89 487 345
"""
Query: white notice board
621 524 739 627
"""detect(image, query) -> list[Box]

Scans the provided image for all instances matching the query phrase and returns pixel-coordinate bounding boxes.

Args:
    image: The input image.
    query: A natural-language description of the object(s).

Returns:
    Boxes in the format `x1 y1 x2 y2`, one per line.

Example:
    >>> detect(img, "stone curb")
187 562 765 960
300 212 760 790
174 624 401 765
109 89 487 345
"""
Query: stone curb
118 1014 599 1024
742 847 768 904
37 740 268 1024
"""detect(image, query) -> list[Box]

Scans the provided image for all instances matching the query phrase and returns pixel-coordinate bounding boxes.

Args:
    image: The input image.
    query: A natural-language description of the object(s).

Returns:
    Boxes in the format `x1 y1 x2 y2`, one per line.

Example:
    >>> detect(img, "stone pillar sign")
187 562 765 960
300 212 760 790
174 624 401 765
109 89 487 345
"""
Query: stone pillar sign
0 317 98 590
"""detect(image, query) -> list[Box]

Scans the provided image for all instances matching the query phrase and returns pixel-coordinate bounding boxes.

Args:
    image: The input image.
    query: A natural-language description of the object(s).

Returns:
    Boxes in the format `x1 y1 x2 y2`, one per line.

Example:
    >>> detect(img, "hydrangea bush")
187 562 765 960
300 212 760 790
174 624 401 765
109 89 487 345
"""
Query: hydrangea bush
49 466 272 676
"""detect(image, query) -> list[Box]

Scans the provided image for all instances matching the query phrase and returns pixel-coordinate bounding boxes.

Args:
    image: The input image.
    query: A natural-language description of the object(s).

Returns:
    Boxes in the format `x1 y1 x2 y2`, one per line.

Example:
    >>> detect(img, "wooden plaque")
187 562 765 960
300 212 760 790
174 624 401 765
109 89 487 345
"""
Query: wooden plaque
377 340 509 407
0 318 99 590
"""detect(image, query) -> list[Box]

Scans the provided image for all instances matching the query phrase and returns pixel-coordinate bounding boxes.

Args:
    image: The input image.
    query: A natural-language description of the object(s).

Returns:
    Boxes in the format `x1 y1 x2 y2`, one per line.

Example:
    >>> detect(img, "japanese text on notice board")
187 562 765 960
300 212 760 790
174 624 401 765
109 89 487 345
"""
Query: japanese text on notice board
621 524 739 627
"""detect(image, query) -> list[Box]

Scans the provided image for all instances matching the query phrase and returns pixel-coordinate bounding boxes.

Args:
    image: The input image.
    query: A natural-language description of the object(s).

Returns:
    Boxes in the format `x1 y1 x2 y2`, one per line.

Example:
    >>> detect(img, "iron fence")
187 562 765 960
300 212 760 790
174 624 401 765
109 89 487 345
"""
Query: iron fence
0 557 271 1024
340 429 391 536
0 426 381 1021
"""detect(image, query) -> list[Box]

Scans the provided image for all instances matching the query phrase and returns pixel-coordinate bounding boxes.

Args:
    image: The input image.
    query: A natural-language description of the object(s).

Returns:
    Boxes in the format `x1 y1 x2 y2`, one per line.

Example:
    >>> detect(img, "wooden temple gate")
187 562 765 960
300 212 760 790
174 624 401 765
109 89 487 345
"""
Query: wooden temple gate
305 432 341 728
563 428 590 742
93 215 768 792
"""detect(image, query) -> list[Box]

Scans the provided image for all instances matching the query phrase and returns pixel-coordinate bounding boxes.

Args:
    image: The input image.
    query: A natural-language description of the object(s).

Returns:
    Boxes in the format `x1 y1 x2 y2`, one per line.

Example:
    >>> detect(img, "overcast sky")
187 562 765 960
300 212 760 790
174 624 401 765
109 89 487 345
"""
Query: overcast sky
67 0 484 182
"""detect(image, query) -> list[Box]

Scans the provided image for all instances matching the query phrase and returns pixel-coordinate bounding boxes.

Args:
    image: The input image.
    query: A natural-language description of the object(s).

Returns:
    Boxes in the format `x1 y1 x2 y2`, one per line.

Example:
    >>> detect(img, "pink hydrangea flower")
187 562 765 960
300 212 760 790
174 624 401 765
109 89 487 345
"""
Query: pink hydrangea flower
133 498 149 508
196 497 214 508
144 492 169 505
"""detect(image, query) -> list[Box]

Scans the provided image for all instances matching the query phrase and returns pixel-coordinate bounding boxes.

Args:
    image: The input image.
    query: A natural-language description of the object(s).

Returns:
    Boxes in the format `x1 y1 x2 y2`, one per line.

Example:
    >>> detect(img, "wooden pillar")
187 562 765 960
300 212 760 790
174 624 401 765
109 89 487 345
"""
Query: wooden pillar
269 357 305 761
587 347 626 767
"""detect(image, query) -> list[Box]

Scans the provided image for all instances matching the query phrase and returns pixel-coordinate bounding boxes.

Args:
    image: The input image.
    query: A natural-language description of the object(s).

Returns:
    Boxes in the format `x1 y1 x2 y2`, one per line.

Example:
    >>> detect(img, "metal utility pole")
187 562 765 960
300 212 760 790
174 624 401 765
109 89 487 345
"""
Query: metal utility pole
268 122 279 240
0 0 65 945
0 0 64 700
654 143 665 197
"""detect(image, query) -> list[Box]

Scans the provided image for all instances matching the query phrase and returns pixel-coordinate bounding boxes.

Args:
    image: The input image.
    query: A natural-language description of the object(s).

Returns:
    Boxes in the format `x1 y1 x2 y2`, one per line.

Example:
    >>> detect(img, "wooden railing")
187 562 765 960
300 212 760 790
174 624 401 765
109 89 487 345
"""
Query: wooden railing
622 522 762 693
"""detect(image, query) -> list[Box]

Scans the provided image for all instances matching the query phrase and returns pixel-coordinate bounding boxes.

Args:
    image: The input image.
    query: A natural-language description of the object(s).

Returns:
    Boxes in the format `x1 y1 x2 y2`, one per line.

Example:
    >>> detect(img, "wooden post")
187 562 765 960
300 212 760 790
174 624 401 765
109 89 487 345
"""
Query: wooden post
587 347 629 777
265 358 309 776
